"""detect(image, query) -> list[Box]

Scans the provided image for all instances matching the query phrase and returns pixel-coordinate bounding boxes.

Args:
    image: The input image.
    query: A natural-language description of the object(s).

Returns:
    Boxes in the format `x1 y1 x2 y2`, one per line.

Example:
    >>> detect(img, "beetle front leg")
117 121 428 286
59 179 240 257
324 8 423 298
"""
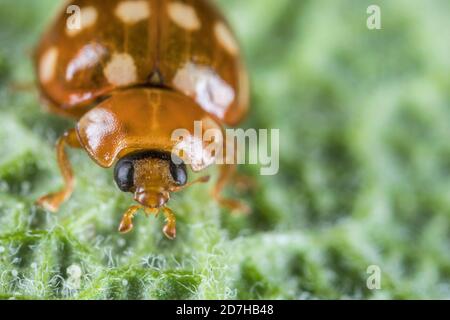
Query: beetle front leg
36 128 81 212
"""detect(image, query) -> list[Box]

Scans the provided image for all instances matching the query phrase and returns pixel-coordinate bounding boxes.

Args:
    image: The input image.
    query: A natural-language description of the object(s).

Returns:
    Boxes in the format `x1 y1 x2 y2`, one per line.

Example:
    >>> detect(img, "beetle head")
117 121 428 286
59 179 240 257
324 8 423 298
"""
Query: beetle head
114 151 187 208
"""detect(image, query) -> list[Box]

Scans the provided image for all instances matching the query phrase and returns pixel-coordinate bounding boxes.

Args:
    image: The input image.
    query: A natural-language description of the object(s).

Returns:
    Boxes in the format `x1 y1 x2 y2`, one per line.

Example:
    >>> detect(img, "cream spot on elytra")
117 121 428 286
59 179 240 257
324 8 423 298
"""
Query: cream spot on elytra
66 43 107 81
115 0 150 24
214 22 239 55
66 6 98 37
173 62 235 119
104 53 137 86
168 2 201 31
39 47 59 83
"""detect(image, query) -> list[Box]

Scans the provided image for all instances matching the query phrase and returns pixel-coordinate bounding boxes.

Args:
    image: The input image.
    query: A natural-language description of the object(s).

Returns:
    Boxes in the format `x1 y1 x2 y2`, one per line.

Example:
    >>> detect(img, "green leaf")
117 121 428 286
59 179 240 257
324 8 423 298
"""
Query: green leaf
0 0 449 300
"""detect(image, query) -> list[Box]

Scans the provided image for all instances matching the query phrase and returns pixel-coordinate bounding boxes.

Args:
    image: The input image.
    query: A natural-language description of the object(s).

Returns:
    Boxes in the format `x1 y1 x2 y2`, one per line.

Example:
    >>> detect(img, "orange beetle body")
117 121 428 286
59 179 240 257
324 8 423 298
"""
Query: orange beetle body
34 0 250 239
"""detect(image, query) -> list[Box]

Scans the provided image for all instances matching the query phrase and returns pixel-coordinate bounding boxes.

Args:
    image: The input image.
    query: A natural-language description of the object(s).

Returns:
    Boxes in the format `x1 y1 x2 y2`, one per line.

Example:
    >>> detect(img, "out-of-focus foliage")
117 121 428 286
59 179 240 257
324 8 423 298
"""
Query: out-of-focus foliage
0 0 449 299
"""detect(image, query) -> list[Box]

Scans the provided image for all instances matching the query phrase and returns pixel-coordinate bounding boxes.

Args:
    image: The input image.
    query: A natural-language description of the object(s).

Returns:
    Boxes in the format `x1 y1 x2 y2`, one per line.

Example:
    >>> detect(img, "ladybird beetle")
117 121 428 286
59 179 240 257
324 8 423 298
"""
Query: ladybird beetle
34 0 249 239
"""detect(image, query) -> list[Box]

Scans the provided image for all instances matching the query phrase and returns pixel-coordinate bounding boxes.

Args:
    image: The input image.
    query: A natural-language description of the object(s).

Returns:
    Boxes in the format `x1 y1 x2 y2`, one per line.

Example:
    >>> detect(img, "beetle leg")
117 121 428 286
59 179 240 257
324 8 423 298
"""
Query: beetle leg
212 164 251 214
162 206 176 240
36 129 81 212
118 205 143 233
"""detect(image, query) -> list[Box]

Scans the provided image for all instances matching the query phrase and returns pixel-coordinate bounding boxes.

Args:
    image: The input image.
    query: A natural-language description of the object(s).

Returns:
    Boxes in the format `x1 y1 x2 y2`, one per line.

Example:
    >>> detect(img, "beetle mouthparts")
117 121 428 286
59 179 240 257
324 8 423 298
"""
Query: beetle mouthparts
134 190 168 208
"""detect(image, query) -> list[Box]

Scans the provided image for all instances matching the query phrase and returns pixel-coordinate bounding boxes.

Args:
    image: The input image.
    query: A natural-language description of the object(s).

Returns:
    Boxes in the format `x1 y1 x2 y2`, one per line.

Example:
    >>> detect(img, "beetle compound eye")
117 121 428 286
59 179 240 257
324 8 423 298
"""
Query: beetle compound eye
114 159 135 192
170 161 187 186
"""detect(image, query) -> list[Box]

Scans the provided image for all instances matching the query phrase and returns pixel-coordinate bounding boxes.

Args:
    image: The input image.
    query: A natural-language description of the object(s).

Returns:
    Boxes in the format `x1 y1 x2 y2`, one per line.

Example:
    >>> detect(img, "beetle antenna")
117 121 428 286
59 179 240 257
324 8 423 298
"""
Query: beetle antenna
174 175 210 191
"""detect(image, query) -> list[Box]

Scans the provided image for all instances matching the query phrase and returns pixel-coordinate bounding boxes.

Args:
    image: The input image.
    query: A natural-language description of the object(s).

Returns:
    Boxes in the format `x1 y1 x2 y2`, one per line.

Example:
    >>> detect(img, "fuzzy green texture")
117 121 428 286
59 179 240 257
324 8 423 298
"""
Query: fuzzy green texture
0 0 449 300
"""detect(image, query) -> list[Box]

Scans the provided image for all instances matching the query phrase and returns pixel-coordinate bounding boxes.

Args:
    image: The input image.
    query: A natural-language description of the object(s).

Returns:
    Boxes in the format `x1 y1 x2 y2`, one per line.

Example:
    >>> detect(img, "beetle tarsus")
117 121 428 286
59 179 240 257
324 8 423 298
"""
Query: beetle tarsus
36 191 69 213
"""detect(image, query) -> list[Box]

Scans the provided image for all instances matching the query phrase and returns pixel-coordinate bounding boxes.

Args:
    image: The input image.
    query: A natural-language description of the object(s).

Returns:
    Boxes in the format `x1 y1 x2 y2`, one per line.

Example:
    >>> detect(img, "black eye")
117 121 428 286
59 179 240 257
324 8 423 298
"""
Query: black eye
170 161 187 186
114 159 135 192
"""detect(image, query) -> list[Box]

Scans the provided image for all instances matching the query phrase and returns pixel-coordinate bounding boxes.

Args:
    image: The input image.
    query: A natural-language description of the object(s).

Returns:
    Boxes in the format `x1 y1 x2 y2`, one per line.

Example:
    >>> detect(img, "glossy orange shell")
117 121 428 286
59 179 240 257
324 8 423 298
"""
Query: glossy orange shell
77 88 223 170
35 0 249 125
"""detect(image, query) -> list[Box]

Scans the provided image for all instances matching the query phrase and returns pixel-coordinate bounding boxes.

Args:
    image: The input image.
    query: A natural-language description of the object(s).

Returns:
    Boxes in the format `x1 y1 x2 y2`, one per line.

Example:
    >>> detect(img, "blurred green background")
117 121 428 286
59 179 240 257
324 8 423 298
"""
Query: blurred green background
0 0 449 299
